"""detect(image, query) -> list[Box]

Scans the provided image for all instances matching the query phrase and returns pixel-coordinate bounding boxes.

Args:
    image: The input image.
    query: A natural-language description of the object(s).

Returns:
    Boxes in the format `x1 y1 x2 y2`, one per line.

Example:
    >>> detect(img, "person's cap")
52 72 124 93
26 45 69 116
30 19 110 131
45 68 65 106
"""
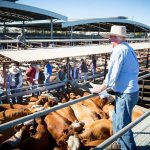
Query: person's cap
102 25 127 38
36 65 41 69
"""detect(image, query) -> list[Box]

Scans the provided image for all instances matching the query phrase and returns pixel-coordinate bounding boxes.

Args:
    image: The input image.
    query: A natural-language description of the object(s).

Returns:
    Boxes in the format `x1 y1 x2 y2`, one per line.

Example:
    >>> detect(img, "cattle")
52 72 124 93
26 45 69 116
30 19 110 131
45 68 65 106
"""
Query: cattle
67 134 80 150
132 108 144 121
26 96 39 102
69 93 77 100
70 103 100 127
44 97 59 108
29 105 45 113
0 104 31 112
80 99 108 119
0 108 31 124
56 106 78 123
0 124 32 150
19 122 49 150
79 119 112 147
44 112 71 145
89 95 107 109
102 103 114 120
0 127 17 144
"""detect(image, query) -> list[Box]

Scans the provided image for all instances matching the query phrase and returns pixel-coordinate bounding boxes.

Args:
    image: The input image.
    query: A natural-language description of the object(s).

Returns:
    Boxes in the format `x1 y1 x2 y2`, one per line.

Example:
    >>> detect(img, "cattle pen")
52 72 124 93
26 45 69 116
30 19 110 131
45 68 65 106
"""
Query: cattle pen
0 39 150 149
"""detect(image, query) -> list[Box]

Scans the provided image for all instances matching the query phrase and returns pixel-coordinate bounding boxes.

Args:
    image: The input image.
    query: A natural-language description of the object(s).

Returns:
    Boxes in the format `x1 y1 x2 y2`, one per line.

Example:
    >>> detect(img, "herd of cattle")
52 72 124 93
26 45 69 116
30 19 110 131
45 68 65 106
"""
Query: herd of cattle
0 88 144 150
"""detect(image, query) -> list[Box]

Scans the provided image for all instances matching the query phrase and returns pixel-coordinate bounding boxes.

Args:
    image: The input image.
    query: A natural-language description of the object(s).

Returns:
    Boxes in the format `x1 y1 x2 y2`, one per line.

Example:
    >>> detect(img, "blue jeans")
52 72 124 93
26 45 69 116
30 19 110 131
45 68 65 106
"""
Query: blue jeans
113 91 139 150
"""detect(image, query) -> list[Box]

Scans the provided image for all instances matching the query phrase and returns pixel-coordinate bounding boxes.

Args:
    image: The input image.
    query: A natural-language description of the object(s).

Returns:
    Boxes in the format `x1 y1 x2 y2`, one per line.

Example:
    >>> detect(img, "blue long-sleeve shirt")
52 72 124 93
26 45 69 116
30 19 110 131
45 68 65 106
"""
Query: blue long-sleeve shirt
104 42 139 93
44 64 52 76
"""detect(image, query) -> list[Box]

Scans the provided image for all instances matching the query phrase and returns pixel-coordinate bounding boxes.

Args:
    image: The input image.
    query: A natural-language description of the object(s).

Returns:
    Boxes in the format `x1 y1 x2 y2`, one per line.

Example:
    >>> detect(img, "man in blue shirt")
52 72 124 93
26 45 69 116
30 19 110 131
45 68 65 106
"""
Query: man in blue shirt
91 25 139 150
44 61 52 84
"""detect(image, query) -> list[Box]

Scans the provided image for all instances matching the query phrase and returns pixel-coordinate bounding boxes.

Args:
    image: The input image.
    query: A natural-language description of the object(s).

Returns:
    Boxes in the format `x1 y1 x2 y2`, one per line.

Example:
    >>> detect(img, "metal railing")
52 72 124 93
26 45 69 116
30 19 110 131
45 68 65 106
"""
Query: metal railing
0 93 96 131
0 72 149 133
94 110 150 150
0 38 150 49
0 72 104 101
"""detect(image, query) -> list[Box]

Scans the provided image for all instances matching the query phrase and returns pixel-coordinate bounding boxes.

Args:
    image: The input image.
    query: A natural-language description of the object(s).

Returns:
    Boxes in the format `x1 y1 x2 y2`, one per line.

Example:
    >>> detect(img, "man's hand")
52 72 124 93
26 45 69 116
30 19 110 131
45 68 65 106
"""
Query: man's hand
90 83 107 93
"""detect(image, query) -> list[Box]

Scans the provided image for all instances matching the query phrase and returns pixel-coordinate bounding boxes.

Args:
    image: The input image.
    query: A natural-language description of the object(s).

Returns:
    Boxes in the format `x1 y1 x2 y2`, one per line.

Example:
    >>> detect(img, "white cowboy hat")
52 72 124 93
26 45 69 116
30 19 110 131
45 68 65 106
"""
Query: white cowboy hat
102 25 127 38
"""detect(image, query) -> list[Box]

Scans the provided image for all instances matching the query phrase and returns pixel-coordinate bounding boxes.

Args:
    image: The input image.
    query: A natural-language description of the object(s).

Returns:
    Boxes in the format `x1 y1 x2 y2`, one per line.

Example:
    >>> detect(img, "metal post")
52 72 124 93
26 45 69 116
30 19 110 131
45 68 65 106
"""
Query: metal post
98 23 100 36
70 26 73 45
66 57 70 91
146 49 149 68
51 18 53 40
22 21 25 37
141 80 145 101
3 22 6 34
104 53 107 78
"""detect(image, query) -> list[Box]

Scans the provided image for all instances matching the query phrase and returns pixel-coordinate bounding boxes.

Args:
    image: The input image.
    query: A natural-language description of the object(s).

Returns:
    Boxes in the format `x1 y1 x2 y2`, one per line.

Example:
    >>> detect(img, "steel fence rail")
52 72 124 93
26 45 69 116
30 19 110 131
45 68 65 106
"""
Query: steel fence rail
7 82 66 99
138 73 150 80
0 72 104 101
94 110 150 150
0 82 66 101
0 93 96 131
0 72 149 132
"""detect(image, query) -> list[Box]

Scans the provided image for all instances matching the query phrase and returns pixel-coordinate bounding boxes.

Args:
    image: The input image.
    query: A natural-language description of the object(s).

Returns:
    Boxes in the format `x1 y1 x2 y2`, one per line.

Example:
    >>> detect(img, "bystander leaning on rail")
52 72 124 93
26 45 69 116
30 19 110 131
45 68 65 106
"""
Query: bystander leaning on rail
91 25 139 150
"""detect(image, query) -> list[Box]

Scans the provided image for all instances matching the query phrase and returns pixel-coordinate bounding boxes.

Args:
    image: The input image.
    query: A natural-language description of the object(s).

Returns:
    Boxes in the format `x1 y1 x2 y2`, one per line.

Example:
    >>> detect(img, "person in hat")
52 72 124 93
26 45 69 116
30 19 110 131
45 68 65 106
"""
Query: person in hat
90 25 139 150
6 63 23 103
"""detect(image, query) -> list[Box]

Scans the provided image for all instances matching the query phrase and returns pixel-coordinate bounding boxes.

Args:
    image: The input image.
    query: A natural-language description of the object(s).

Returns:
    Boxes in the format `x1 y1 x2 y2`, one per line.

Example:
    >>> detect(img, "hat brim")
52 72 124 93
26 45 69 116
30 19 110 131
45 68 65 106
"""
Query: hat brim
102 33 126 39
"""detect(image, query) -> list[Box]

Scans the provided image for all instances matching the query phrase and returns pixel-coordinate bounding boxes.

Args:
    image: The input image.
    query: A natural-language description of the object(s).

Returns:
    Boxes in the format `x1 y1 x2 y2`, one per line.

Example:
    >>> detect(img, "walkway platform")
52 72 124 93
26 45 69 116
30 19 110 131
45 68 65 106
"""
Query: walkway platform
133 106 150 150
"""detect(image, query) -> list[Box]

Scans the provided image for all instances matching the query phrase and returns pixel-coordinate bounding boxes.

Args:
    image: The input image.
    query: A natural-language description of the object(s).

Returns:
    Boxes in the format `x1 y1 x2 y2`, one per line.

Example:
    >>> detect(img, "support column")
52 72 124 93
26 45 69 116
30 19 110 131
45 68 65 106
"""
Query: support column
51 18 53 40
3 22 6 34
66 57 70 91
146 49 149 68
22 21 25 36
104 53 107 78
70 26 73 39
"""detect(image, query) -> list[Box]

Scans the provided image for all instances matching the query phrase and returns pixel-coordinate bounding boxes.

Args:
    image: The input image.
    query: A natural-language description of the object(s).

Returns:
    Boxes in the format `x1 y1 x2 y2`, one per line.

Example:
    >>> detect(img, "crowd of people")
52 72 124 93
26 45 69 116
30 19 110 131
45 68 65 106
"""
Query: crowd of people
0 56 97 103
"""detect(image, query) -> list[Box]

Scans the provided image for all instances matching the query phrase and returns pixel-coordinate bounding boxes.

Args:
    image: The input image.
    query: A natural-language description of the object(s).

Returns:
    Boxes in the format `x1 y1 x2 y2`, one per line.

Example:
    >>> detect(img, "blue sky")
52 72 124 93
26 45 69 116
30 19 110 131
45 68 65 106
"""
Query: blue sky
18 0 150 25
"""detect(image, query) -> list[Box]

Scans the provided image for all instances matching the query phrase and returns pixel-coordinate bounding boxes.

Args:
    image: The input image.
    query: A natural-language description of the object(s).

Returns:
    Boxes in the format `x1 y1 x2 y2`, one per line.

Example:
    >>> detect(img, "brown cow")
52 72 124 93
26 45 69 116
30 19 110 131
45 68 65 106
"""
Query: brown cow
19 123 49 150
1 124 32 149
44 112 71 145
0 104 31 112
102 103 114 120
56 106 78 123
0 127 16 144
132 108 144 121
70 103 99 127
80 99 108 119
0 108 31 124
79 119 112 147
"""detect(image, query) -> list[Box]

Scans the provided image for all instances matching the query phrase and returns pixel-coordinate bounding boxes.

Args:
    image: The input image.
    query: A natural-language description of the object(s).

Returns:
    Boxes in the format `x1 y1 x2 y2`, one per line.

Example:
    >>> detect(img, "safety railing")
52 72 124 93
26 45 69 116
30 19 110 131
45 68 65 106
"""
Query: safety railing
0 72 104 101
0 93 96 131
0 38 150 49
0 72 149 132
94 110 150 150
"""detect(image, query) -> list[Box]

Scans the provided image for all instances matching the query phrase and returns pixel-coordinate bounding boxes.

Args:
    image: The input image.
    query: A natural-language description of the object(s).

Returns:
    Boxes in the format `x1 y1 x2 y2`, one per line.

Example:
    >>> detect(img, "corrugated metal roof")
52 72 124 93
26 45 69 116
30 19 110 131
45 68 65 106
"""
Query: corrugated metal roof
0 0 67 22
62 18 150 32
0 42 150 62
